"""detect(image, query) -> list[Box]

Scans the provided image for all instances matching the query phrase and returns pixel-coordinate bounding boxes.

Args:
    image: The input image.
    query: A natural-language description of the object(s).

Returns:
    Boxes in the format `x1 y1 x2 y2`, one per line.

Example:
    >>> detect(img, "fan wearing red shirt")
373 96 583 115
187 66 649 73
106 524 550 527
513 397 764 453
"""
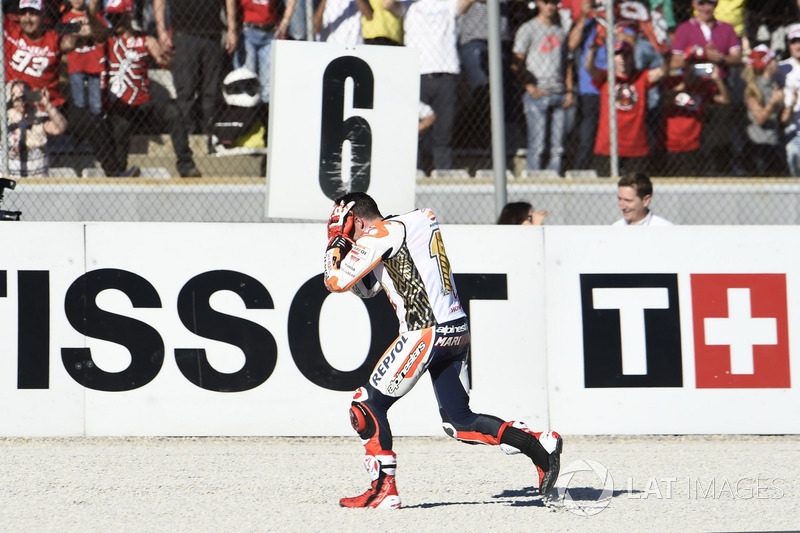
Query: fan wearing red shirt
662 64 730 176
87 0 200 178
586 39 666 175
3 0 87 109
62 0 108 115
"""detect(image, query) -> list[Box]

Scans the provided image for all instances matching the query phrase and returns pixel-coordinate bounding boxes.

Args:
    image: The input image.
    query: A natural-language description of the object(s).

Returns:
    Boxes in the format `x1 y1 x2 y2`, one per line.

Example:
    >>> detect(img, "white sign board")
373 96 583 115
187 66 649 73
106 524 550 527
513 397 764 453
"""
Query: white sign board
544 226 800 434
266 41 419 220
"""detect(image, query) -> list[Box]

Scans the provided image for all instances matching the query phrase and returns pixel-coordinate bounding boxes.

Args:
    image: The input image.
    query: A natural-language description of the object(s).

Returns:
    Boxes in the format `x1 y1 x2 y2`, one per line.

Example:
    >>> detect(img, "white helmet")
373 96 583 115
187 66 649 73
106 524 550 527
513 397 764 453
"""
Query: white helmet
222 68 261 107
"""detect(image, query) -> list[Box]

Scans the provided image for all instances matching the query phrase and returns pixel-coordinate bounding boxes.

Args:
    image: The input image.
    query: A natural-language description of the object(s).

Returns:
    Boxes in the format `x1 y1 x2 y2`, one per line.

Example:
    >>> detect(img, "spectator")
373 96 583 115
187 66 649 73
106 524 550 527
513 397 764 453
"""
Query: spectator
458 0 511 97
458 0 510 150
779 24 800 177
512 0 573 174
497 201 548 225
6 82 67 177
742 45 785 176
613 172 673 226
3 0 86 109
670 0 742 176
4 0 120 176
567 0 637 171
361 0 403 45
713 0 745 47
314 0 373 44
231 0 297 112
384 0 469 172
153 0 238 154
670 0 741 75
662 58 730 177
586 40 666 176
89 0 200 178
62 0 106 116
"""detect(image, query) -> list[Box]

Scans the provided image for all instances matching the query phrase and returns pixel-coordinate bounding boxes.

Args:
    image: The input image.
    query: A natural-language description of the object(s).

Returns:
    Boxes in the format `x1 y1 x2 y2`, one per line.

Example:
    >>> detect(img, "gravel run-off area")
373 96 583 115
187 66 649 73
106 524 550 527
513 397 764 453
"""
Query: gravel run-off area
0 434 797 532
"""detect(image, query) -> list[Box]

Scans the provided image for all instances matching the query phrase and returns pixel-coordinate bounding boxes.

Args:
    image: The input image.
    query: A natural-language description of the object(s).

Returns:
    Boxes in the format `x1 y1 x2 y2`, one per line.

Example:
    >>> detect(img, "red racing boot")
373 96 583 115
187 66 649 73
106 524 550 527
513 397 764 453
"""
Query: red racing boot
533 430 562 498
339 472 401 509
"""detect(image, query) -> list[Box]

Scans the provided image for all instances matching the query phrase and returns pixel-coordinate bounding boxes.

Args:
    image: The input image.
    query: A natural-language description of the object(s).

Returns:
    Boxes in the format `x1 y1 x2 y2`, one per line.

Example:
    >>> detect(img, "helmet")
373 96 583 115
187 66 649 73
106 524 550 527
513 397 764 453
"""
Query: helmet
222 68 261 108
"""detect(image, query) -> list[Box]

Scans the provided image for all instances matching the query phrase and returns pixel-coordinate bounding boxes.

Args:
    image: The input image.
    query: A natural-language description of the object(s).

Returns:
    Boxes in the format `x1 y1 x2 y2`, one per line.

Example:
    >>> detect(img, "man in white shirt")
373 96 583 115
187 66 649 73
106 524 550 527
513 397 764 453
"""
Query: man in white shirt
613 172 674 226
384 0 471 170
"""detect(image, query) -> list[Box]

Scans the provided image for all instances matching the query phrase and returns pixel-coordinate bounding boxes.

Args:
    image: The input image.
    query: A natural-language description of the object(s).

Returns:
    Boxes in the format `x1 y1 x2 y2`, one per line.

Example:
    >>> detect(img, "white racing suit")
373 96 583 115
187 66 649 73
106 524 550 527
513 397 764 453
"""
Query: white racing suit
324 208 508 480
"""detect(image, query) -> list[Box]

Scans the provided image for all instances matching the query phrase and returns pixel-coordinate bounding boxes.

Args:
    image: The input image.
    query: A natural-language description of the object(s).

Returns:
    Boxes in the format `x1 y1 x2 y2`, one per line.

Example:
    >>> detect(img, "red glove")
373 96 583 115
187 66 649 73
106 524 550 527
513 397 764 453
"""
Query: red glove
327 200 356 245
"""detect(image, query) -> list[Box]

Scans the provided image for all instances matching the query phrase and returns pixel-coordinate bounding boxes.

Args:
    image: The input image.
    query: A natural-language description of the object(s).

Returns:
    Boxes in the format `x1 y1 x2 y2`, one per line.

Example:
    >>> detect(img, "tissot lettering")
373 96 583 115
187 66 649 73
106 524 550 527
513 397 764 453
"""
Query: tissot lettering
2 269 508 394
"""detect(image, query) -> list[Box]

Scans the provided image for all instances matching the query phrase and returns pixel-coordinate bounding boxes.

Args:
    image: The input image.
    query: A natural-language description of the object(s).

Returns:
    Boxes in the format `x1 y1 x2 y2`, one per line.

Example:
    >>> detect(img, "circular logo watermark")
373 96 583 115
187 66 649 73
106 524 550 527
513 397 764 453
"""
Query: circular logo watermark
554 459 614 516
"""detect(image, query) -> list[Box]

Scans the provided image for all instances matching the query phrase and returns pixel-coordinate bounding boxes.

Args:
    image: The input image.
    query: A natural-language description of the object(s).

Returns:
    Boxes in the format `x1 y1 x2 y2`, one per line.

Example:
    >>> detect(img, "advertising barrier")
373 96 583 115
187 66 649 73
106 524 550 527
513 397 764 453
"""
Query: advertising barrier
1 223 798 436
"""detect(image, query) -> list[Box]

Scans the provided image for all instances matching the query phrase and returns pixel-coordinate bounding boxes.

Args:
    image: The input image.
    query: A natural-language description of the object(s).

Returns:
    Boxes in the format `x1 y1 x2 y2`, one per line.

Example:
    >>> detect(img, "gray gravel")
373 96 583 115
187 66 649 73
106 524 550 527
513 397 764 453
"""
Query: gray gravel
0 435 797 532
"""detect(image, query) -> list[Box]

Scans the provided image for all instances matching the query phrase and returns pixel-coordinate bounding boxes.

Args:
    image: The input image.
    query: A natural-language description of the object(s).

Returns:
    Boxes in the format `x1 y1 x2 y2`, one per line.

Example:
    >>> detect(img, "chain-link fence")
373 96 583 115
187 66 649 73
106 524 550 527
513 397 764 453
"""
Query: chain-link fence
2 0 800 224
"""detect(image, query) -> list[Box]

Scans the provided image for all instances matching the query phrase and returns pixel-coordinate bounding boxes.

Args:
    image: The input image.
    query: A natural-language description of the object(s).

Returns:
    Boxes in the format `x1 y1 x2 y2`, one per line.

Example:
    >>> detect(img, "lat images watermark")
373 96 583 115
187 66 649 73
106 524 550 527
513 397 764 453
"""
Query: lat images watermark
552 461 787 516
626 475 786 500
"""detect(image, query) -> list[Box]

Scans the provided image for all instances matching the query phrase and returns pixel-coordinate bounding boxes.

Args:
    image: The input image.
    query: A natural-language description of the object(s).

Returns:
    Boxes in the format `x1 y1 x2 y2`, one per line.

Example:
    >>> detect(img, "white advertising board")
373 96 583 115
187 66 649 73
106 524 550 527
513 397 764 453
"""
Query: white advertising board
0 223 546 436
545 226 800 434
266 41 419 220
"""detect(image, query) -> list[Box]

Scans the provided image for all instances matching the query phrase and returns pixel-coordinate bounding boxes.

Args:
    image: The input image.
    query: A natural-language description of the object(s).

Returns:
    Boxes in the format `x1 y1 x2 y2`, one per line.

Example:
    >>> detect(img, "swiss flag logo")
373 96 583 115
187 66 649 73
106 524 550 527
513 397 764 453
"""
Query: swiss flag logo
691 274 790 388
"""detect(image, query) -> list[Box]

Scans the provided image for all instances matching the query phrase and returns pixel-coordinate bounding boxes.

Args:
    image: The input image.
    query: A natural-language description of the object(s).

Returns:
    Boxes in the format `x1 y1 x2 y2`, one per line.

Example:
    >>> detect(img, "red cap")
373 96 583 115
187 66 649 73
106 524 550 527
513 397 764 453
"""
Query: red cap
746 44 776 70
104 0 134 14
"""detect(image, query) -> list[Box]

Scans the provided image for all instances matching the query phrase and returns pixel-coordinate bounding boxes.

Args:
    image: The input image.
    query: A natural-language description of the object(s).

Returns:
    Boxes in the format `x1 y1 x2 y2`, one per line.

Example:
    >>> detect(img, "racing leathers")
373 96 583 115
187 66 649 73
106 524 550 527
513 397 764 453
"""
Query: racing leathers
324 208 521 483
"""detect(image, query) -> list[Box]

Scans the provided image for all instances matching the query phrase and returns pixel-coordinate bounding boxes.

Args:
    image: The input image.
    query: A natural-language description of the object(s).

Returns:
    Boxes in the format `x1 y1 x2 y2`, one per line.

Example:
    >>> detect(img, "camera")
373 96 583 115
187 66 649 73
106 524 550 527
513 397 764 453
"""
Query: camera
0 178 22 221
691 63 715 77
23 89 41 103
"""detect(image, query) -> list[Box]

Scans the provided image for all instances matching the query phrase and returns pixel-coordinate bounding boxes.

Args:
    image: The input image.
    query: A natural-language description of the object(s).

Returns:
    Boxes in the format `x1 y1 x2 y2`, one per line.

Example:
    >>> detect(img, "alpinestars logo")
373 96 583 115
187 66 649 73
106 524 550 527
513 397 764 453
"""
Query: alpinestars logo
581 273 790 389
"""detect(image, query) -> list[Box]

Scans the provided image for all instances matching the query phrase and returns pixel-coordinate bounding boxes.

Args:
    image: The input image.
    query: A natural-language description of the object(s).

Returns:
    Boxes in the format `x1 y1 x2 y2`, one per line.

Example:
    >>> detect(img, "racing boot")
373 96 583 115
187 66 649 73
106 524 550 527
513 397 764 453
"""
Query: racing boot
534 430 563 498
499 421 563 498
339 471 401 509
340 454 401 509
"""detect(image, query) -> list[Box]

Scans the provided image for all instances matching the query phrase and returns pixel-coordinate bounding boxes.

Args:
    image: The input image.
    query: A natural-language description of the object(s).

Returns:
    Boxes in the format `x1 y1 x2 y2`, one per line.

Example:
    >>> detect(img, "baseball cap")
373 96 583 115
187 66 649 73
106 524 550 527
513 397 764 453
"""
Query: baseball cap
746 45 776 70
104 0 134 13
614 40 633 54
18 0 43 11
789 23 800 42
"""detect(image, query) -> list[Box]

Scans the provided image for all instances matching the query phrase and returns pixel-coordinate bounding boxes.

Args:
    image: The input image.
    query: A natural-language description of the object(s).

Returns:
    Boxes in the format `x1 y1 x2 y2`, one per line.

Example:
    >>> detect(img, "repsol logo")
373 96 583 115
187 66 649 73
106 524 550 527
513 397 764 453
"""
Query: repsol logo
0 270 508 394
387 341 426 394
371 334 408 386
581 273 790 389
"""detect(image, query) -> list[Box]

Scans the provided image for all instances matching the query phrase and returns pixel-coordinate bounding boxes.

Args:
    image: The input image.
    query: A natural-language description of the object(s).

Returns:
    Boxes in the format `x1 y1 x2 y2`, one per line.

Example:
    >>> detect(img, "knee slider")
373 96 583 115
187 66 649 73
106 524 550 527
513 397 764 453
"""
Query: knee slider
349 402 376 440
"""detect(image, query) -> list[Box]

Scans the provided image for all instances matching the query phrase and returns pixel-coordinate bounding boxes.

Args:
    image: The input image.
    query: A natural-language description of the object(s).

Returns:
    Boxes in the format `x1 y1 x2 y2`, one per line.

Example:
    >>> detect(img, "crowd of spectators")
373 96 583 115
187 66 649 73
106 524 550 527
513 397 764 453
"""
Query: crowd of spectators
4 0 800 178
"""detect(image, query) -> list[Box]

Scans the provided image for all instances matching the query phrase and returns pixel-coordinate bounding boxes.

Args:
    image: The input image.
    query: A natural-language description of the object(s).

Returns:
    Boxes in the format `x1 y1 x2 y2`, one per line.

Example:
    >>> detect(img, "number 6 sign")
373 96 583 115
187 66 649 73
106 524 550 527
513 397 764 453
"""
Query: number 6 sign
266 41 419 220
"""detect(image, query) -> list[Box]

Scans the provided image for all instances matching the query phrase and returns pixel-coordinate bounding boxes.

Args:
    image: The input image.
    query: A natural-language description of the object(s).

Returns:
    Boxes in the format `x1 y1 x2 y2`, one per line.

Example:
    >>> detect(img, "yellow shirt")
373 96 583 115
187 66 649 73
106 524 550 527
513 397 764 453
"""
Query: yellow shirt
362 0 403 44
714 0 746 37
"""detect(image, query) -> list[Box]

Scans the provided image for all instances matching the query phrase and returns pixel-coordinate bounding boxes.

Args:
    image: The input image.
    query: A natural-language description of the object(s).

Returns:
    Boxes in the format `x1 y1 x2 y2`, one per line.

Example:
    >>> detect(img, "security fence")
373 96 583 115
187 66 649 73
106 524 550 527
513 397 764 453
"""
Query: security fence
1 0 799 224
